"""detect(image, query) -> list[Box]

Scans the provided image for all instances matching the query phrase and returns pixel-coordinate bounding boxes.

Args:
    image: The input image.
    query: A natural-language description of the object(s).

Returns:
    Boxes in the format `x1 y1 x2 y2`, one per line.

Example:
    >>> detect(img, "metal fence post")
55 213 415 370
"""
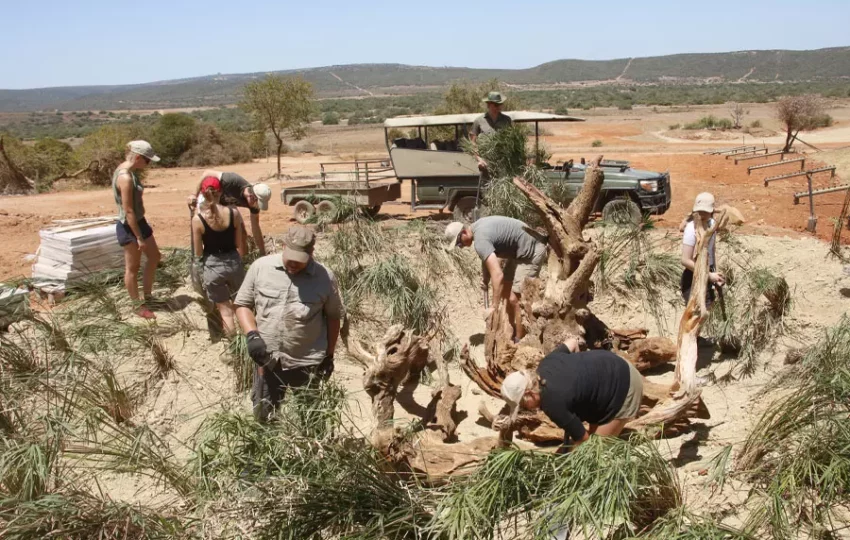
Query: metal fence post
806 173 817 232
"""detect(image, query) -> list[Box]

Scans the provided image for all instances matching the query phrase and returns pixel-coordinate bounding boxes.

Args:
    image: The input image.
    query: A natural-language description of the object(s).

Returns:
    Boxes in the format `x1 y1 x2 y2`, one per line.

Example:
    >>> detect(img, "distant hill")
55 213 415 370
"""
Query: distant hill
1 47 848 112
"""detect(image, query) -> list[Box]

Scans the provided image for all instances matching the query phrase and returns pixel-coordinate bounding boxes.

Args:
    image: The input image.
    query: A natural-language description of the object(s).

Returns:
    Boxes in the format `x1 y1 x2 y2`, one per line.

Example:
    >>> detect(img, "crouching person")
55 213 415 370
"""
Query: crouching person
234 226 344 422
500 338 643 452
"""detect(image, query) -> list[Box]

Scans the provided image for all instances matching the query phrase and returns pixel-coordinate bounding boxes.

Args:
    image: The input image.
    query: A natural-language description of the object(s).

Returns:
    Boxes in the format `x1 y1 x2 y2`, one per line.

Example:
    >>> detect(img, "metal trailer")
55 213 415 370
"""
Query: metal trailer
280 159 401 223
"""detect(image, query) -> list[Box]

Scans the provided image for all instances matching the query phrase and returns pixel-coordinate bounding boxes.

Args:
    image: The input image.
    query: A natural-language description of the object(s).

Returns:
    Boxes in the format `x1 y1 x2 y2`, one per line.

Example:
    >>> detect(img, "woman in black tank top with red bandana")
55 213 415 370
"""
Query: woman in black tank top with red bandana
191 176 247 336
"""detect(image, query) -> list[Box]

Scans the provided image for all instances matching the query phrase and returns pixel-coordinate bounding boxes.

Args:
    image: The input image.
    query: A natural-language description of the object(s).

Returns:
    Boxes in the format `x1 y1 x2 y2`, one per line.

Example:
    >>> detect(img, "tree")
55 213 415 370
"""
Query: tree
0 136 35 194
241 75 314 176
148 113 196 166
322 112 340 125
75 124 146 186
776 94 824 152
728 102 748 129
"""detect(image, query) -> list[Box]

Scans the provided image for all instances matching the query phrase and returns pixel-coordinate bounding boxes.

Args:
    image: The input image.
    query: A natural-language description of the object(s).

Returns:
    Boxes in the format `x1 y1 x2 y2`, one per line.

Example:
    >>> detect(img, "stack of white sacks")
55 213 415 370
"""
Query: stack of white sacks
31 218 125 291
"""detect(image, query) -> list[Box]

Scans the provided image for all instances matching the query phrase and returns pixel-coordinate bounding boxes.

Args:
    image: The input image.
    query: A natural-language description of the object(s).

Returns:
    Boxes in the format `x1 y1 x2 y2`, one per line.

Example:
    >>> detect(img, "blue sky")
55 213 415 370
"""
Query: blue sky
1 0 848 89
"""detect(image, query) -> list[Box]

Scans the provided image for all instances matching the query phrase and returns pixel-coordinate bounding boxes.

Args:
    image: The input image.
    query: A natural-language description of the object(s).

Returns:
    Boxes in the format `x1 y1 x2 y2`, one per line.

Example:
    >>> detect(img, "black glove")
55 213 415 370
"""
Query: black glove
246 331 272 368
318 354 335 379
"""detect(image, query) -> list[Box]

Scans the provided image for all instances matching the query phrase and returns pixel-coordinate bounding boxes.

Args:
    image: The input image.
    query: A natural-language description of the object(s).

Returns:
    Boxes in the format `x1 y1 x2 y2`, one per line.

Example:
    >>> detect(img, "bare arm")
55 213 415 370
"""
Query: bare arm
191 216 204 258
681 243 696 272
249 212 265 255
233 211 247 258
236 306 258 334
484 253 508 305
118 174 144 248
326 318 340 357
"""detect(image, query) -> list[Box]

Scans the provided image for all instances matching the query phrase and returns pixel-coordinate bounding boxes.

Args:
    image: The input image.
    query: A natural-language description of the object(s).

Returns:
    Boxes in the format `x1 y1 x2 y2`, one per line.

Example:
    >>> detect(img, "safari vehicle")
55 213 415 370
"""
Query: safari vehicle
384 112 672 221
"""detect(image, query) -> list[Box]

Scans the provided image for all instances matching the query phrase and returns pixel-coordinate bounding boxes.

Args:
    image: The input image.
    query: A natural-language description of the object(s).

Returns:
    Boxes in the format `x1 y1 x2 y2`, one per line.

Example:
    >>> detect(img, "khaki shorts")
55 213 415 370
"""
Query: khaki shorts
615 362 644 420
503 243 547 294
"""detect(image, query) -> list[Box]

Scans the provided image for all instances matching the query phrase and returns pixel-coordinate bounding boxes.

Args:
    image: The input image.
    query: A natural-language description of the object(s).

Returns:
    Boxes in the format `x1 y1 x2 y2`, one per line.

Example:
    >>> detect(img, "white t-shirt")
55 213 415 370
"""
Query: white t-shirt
683 219 716 268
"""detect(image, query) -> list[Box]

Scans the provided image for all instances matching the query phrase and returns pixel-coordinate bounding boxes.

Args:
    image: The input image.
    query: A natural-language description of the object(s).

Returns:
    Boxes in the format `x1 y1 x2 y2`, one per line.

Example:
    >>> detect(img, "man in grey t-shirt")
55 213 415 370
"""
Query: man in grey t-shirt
445 216 547 340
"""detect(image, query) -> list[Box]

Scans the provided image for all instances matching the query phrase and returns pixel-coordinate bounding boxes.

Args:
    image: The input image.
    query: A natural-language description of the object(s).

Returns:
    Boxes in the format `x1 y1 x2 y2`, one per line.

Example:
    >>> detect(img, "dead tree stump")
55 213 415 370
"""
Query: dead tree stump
462 156 710 443
0 137 35 195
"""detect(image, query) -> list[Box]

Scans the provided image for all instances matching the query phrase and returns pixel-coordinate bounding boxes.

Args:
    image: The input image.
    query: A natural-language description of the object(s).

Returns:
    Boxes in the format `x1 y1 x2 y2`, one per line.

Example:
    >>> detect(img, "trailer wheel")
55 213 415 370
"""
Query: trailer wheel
361 205 381 218
293 200 315 224
602 198 642 226
453 196 478 222
316 200 337 222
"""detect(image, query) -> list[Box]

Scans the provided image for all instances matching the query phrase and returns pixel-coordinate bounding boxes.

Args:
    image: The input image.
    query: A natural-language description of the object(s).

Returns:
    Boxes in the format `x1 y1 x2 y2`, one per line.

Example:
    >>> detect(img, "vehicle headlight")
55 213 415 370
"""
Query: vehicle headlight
639 180 658 192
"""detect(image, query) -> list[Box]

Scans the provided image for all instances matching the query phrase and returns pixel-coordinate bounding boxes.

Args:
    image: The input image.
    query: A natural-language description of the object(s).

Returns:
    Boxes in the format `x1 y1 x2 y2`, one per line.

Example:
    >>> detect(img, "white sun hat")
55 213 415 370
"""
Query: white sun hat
501 370 530 422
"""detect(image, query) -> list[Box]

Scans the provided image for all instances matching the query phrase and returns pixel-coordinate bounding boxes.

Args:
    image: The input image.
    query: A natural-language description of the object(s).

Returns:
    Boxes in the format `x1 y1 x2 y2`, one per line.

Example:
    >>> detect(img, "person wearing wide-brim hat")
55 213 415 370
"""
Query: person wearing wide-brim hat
470 91 513 145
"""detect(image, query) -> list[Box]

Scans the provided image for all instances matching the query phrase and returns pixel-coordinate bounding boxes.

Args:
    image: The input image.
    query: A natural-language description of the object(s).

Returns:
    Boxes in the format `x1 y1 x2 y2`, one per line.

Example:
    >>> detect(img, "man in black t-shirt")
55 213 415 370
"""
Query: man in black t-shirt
188 170 272 255
500 338 644 450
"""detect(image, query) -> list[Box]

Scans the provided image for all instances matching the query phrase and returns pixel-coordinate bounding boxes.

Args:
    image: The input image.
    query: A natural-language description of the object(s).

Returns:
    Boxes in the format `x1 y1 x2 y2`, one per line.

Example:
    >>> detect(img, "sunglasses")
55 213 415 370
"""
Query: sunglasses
141 155 151 164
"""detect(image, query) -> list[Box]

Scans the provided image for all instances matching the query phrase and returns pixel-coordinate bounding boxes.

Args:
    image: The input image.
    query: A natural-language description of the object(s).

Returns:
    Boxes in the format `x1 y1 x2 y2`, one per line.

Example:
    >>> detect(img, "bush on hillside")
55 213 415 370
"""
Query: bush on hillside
148 113 197 166
176 124 255 167
683 115 734 130
321 112 340 125
749 120 762 128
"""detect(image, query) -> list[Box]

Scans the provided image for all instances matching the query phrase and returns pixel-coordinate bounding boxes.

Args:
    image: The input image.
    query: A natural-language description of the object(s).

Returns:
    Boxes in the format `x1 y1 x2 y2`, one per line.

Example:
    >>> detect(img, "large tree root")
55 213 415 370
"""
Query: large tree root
345 325 495 479
462 157 727 443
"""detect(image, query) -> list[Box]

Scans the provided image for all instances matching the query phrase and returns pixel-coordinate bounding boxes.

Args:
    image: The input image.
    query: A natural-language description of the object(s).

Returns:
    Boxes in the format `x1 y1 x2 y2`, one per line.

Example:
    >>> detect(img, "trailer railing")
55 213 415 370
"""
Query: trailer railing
318 158 394 188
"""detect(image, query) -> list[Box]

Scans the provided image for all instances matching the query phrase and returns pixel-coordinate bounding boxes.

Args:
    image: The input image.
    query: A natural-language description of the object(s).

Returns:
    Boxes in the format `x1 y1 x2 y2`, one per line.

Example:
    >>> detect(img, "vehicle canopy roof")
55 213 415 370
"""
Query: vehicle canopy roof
383 111 585 129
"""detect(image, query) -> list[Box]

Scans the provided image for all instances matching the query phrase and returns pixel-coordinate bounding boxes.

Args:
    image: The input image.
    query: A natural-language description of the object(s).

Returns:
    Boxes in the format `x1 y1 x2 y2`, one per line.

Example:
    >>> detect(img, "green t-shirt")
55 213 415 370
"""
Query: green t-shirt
112 168 145 224
471 112 513 138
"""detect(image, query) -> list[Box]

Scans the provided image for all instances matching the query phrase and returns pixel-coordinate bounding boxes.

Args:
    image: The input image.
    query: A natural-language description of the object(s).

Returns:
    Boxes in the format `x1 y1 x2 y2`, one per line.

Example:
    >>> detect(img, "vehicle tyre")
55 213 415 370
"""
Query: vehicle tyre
316 200 338 222
293 200 315 224
602 198 642 226
362 205 381 218
453 196 478 222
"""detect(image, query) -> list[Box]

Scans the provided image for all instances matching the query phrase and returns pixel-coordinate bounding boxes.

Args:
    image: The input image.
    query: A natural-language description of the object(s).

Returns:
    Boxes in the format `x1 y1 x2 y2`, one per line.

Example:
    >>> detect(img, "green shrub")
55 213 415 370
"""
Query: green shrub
804 113 833 129
176 124 254 167
148 113 196 167
749 119 762 128
321 112 340 125
591 139 603 147
74 124 147 186
668 123 681 130
683 115 734 130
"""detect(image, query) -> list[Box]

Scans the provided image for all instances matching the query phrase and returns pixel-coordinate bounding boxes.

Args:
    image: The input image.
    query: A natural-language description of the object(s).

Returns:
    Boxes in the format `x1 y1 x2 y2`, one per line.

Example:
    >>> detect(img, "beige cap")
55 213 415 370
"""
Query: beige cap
252 183 272 211
282 226 314 264
693 192 715 214
128 140 160 162
444 221 465 250
500 370 530 422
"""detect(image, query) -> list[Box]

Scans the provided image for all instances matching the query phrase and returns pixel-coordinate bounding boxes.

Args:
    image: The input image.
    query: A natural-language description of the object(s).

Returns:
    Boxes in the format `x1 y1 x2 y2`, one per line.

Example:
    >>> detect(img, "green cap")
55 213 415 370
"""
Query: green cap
482 91 506 104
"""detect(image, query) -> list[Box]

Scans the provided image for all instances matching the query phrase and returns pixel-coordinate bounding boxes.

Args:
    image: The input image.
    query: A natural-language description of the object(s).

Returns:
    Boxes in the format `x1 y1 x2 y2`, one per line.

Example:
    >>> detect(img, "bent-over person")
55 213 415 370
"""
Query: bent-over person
112 140 162 320
446 216 547 340
501 338 643 452
188 170 272 256
192 176 247 337
234 226 344 422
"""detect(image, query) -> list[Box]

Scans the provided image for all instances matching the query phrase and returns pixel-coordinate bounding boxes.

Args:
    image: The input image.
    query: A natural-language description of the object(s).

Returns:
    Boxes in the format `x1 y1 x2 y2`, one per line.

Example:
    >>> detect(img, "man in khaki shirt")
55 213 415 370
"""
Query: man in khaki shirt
235 226 344 421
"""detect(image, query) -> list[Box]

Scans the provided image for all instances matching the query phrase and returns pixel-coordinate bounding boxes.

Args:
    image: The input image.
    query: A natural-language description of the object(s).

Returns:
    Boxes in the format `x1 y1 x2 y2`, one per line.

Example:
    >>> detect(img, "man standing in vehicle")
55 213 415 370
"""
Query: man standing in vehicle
234 226 344 422
445 216 547 341
469 92 513 216
187 170 272 256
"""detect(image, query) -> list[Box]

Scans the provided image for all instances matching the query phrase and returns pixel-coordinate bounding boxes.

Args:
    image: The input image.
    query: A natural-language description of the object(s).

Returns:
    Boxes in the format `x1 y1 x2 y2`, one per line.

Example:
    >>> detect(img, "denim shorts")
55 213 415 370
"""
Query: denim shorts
115 218 153 247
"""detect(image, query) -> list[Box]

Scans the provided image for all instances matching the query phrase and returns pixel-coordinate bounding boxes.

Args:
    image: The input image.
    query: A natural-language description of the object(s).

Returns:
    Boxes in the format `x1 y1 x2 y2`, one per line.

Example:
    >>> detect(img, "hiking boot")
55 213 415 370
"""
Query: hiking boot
136 306 157 320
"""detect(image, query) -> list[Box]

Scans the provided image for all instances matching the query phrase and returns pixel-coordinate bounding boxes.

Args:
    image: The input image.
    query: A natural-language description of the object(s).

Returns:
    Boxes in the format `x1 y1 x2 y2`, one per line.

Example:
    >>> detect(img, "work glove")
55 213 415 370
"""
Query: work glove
317 354 335 379
246 331 274 370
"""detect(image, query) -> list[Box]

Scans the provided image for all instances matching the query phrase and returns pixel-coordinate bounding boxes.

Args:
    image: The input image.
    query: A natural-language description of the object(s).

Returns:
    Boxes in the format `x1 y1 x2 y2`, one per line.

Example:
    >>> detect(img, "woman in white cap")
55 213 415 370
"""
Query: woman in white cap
501 336 644 452
681 192 724 303
187 170 272 256
112 140 162 319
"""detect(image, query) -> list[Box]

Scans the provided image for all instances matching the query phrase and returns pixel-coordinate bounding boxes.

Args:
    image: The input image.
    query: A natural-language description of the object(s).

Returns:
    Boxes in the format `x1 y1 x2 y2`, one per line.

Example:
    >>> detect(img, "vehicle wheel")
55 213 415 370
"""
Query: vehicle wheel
361 205 381 218
602 198 642 226
293 200 315 224
316 200 338 222
453 196 478 222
